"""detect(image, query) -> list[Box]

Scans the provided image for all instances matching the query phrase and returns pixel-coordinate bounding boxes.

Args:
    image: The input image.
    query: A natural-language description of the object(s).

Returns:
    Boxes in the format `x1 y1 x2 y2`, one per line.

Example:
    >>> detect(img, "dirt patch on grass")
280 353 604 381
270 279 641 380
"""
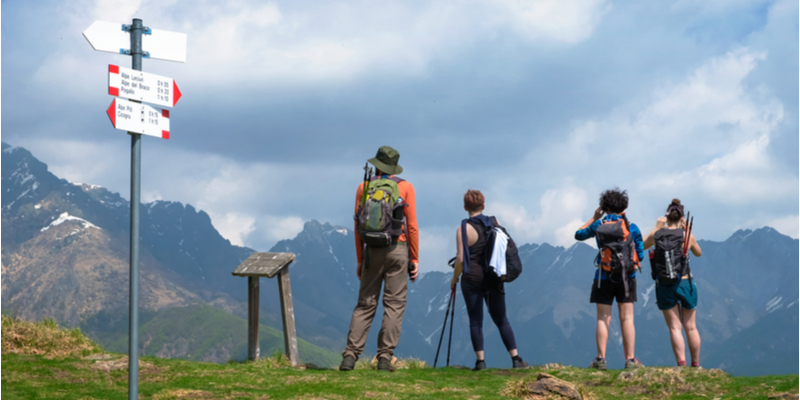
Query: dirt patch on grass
152 389 216 399
1 315 101 358
90 356 161 375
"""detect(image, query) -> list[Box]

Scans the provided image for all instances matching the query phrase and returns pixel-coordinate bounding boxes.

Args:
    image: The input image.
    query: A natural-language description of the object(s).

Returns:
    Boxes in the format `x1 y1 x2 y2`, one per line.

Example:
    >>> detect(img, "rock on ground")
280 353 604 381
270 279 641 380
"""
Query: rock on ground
527 372 582 400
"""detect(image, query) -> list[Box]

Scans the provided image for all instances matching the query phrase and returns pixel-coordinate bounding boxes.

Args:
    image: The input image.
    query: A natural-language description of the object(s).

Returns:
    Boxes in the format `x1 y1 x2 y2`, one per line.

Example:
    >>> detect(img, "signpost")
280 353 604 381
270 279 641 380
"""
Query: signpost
109 65 182 108
107 98 171 139
84 18 185 400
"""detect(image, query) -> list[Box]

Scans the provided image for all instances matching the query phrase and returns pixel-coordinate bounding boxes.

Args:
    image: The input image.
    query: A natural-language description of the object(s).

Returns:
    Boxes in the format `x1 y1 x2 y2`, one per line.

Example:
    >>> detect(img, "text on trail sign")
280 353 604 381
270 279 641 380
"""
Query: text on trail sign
109 65 182 108
106 98 171 139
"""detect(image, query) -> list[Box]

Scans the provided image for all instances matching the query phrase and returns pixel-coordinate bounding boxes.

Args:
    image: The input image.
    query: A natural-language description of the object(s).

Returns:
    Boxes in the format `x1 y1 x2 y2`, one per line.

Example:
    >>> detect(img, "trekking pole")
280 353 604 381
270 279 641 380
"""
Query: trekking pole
446 286 456 367
683 215 694 257
433 288 454 368
361 162 372 205
682 212 691 255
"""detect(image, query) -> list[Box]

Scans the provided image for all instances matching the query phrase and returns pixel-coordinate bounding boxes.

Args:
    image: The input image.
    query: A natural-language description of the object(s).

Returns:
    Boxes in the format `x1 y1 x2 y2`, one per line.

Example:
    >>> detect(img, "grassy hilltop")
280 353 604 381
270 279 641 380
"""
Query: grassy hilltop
2 316 798 400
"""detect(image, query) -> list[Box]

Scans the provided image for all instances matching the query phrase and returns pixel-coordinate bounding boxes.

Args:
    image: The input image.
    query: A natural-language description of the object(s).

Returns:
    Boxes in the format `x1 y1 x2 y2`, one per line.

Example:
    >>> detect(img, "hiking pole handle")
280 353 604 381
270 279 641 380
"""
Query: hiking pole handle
361 162 371 205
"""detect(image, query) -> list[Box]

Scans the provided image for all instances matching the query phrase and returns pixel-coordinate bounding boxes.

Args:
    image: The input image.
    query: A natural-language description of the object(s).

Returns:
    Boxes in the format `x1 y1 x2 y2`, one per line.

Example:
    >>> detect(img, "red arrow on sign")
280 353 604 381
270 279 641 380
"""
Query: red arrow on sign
173 81 182 107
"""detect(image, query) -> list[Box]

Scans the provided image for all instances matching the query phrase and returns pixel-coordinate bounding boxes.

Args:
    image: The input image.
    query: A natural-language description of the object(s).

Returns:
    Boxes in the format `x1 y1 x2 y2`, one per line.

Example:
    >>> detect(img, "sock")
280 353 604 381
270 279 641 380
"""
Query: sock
691 361 699 367
677 360 686 366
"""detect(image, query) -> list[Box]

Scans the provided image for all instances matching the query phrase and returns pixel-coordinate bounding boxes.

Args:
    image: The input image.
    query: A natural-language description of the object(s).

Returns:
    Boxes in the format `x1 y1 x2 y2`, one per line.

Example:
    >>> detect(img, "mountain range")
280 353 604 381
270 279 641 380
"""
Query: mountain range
1 142 797 375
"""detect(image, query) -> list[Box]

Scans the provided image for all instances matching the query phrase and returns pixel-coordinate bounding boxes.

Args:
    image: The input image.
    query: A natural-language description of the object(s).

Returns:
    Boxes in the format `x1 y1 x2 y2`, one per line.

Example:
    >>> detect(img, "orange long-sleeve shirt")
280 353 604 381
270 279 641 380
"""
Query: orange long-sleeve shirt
354 176 418 265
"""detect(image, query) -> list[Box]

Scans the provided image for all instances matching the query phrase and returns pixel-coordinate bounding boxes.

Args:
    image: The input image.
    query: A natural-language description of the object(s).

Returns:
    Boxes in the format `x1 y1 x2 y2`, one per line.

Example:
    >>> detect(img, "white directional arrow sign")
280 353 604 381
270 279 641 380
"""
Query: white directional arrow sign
107 98 170 139
109 65 182 108
83 20 187 63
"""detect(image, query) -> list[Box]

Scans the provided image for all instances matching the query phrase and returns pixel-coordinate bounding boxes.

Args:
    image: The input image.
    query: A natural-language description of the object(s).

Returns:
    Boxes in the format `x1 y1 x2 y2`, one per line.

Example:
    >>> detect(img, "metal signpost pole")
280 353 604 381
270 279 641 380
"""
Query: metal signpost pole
127 18 143 400
84 17 184 398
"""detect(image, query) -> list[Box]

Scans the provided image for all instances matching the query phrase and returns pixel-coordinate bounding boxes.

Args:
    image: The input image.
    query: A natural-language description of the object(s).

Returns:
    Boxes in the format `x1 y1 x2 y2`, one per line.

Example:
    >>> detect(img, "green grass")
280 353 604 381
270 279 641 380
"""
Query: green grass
2 353 798 399
2 316 797 399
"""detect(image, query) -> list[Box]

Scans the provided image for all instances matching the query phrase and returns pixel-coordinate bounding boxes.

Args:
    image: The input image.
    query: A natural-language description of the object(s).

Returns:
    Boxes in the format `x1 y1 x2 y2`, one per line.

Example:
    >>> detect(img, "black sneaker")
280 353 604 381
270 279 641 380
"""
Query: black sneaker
339 355 356 371
512 356 529 369
473 360 486 371
589 357 607 370
377 357 392 371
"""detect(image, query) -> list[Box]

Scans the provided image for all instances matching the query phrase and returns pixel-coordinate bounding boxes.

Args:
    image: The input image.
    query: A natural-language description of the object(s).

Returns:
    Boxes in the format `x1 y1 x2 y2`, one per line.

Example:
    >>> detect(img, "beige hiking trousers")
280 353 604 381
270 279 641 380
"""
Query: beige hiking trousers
343 243 409 361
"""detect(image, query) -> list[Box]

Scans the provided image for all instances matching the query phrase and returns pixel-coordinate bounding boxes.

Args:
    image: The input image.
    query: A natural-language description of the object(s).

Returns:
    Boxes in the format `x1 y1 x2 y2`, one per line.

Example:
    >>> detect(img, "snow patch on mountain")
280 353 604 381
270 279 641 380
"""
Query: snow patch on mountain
41 212 100 232
641 283 655 308
766 296 784 313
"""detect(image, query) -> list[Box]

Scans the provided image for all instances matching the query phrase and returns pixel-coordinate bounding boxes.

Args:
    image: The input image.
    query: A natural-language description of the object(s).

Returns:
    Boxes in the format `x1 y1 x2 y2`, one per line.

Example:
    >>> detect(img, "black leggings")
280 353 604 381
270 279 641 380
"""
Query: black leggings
460 277 517 353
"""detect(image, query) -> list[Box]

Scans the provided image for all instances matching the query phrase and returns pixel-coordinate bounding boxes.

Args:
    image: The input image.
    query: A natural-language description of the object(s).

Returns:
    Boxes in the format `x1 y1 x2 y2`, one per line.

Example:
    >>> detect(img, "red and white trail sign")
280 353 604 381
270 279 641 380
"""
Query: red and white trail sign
106 98 170 139
109 65 182 108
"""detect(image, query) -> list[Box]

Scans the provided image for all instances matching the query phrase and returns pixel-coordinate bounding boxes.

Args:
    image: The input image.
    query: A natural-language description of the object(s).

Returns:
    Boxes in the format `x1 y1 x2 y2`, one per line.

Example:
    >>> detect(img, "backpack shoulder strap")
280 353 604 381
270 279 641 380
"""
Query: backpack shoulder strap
461 219 471 274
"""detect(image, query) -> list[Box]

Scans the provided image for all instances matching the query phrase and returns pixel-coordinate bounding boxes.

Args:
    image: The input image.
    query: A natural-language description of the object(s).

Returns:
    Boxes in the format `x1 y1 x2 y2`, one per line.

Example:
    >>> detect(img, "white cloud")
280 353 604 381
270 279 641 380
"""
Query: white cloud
37 0 611 93
492 0 612 44
258 215 304 244
492 182 589 247
205 211 256 246
766 215 799 239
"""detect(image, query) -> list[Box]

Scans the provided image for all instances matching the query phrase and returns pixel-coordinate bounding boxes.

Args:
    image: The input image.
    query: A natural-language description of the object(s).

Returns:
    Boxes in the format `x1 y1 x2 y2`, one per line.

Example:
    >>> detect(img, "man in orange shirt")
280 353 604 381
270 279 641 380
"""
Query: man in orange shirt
340 146 419 372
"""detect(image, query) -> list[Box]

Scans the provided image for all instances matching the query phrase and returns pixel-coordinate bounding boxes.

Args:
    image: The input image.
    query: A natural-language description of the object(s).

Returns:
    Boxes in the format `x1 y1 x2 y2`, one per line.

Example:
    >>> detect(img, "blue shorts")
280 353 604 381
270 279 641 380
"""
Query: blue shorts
655 279 697 310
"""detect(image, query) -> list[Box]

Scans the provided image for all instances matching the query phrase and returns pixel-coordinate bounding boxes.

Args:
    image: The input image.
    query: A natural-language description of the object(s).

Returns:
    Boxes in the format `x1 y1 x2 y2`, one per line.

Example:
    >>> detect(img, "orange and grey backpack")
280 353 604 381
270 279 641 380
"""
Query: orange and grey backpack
594 212 640 297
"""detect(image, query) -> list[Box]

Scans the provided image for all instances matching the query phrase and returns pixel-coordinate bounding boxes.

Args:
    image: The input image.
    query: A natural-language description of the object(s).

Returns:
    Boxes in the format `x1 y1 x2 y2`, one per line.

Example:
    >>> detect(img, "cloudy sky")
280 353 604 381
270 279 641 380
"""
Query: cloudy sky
2 0 797 272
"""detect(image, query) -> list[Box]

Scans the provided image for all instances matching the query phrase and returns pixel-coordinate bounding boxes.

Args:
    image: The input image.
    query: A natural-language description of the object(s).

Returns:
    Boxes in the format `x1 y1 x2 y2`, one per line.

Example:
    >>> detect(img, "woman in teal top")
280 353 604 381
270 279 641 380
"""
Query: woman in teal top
643 199 702 367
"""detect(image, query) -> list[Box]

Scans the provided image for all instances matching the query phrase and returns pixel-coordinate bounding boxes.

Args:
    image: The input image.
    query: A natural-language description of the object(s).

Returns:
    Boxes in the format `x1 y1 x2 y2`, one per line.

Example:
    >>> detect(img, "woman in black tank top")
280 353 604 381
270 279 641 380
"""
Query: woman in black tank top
451 190 528 371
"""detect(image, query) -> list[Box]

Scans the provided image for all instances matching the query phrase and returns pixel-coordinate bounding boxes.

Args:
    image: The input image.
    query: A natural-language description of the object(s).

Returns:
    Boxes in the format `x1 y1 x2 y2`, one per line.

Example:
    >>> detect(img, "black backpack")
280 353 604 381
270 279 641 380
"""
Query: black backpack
483 217 523 283
594 213 640 297
649 228 689 283
450 216 523 283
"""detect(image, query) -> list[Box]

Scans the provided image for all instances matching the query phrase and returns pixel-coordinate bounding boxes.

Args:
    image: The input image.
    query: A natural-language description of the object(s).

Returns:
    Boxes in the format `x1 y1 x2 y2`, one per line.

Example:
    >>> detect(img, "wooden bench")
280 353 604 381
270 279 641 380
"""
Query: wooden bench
231 252 299 365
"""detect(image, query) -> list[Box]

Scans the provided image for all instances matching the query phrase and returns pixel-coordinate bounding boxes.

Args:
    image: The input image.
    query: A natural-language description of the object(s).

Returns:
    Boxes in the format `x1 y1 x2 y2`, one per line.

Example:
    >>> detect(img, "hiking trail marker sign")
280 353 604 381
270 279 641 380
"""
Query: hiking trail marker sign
107 98 171 139
85 18 185 400
83 20 187 63
109 65 182 108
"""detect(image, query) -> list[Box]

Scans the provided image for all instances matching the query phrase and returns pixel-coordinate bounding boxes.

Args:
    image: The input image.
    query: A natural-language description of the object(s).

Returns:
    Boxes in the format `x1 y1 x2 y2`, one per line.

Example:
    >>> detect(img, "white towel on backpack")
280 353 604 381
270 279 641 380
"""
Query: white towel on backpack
489 227 509 277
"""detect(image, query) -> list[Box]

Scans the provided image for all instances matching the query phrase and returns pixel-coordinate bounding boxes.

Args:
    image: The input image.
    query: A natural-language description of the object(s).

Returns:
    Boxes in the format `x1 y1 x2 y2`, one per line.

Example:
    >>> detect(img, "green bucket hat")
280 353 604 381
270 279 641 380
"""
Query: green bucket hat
368 146 403 175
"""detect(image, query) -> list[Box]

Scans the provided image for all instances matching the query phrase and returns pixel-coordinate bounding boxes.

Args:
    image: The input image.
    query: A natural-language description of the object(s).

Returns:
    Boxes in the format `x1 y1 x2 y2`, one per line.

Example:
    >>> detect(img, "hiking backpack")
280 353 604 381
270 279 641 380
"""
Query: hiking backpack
486 218 523 283
594 213 640 295
649 228 689 283
355 176 406 247
456 216 523 283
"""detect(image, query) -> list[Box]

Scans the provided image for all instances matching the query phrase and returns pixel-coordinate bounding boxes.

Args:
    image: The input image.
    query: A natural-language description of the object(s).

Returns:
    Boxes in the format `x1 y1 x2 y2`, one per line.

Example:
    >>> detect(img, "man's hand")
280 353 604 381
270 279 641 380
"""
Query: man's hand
655 216 667 230
357 263 363 280
592 207 604 221
409 262 419 282
451 275 459 291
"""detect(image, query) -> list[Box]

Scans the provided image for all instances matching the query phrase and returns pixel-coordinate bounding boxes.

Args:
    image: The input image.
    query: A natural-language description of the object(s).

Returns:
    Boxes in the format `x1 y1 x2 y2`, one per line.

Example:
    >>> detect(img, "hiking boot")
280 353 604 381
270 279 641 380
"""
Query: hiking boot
339 355 356 371
625 357 644 369
589 357 607 370
472 360 486 371
377 357 392 371
512 356 529 369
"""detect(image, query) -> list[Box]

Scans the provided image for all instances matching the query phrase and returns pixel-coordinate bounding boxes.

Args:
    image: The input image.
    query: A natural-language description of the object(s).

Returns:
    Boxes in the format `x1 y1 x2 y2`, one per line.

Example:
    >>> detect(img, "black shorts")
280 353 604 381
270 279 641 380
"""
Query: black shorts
590 277 637 305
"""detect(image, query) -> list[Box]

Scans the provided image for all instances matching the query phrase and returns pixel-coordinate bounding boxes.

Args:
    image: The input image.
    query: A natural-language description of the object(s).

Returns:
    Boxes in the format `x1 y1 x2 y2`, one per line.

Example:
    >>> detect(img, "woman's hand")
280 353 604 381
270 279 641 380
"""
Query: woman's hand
451 276 459 291
655 216 667 230
592 207 604 221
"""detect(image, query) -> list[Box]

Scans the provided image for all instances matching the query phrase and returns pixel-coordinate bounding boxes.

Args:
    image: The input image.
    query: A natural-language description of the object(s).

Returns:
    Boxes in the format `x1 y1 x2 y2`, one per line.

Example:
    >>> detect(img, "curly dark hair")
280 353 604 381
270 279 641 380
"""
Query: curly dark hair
599 187 628 214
